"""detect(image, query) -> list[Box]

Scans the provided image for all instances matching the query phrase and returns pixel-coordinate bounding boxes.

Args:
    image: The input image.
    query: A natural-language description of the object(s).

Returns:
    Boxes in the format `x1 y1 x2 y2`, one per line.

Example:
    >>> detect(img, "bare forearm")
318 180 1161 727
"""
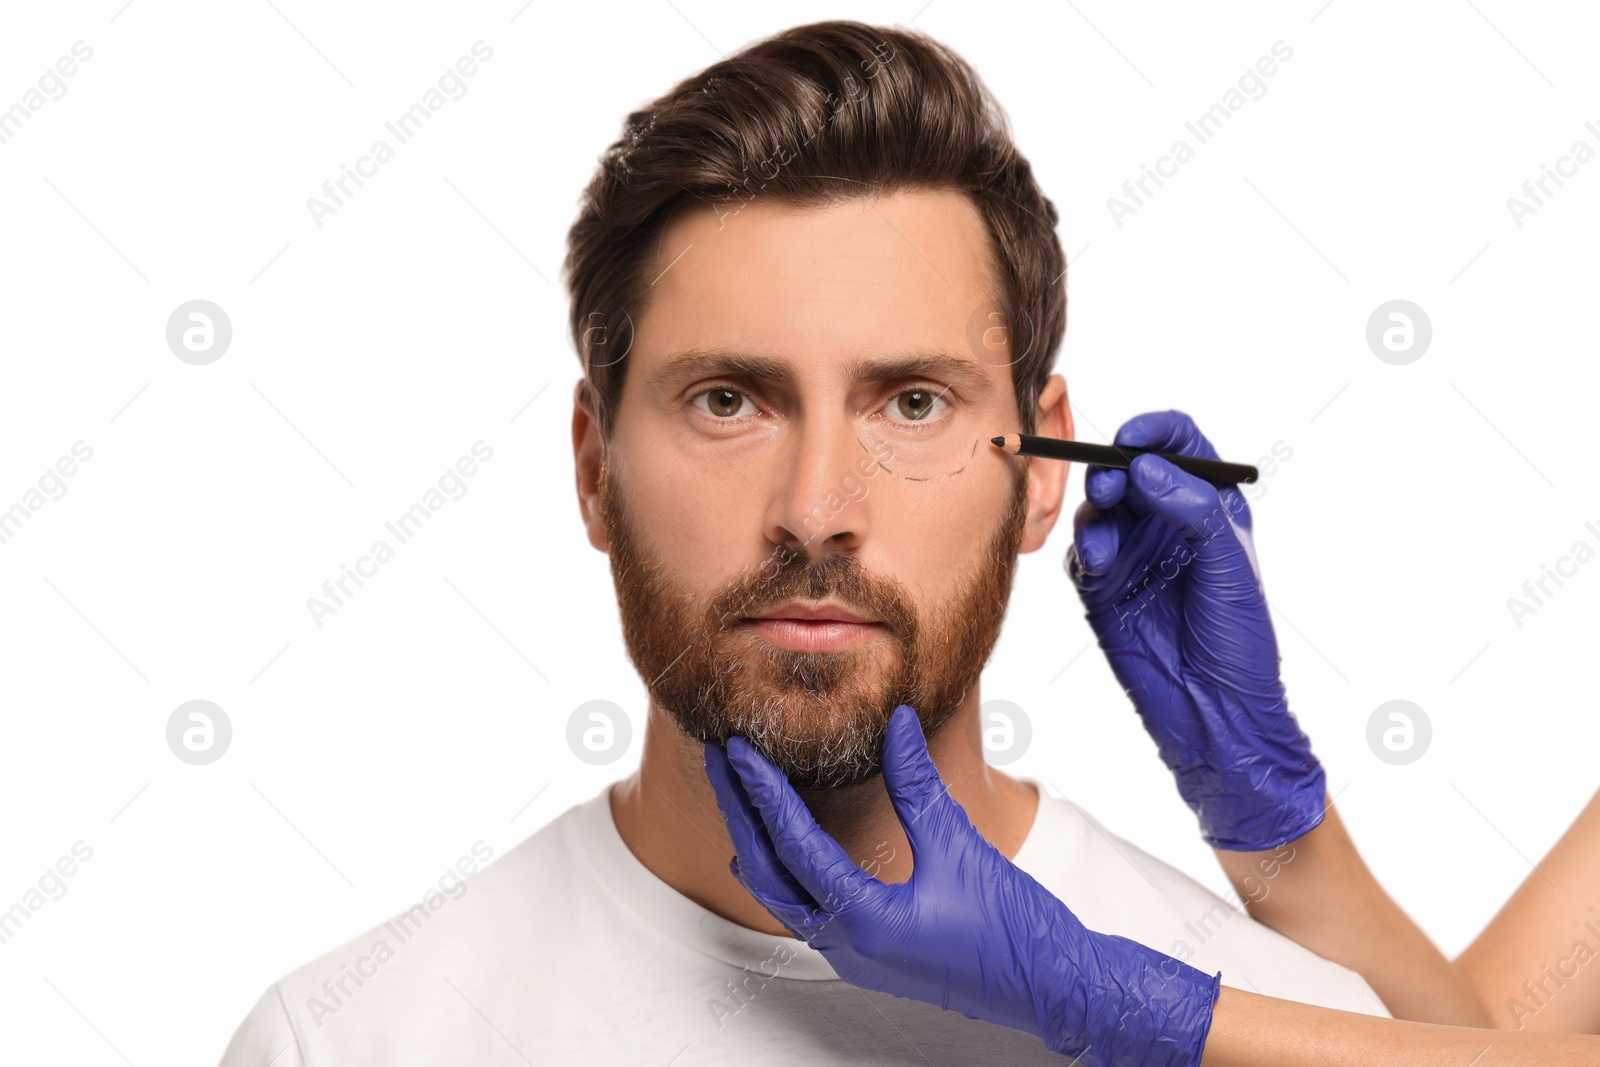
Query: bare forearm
1200 985 1600 1066
1212 799 1487 1026
1456 785 1600 1032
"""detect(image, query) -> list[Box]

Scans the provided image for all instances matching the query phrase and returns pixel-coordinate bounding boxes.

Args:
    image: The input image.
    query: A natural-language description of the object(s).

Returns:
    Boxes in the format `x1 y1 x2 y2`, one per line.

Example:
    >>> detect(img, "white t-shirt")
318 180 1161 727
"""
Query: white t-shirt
217 779 1389 1065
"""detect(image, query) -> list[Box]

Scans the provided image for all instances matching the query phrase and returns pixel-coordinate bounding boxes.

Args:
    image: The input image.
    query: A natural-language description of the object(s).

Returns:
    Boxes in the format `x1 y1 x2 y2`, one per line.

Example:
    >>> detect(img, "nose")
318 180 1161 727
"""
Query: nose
762 413 872 560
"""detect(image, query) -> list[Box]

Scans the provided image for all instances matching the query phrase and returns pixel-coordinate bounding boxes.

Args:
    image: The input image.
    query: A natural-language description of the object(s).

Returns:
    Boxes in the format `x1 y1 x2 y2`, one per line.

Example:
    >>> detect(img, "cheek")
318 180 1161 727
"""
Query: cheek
884 467 1015 586
626 457 752 588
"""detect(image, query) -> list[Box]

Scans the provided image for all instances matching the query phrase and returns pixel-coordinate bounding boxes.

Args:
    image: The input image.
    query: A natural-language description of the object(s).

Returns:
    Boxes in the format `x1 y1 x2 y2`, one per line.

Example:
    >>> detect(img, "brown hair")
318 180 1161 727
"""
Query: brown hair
563 19 1065 441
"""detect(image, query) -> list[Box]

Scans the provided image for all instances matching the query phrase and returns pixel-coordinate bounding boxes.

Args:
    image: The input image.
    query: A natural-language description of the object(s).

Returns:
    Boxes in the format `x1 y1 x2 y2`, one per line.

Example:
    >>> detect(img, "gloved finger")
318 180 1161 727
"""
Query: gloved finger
1217 481 1255 535
1087 411 1213 510
1127 453 1261 593
704 742 814 914
1085 464 1126 510
1108 411 1222 520
1112 409 1222 461
880 704 972 867
1131 454 1282 696
725 736 878 915
1069 498 1131 581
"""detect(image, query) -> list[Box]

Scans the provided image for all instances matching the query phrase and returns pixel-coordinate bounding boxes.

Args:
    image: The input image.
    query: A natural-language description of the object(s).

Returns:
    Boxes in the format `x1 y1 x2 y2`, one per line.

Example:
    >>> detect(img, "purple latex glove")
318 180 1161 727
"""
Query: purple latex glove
1065 409 1326 850
703 704 1219 1066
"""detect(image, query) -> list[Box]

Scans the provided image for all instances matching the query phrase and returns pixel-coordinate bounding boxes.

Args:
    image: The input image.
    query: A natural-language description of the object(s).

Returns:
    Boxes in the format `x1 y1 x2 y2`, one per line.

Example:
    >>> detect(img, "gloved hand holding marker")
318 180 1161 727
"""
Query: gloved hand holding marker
1058 409 1326 851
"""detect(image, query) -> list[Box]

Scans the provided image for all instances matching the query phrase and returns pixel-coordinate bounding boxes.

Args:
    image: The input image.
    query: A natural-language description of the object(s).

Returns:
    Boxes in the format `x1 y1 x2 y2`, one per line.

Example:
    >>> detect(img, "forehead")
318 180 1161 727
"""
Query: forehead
633 188 1004 378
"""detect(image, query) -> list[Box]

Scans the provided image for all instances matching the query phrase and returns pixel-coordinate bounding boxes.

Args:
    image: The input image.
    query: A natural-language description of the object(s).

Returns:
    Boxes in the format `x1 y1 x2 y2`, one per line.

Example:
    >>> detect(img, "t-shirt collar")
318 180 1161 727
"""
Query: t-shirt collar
571 777 1049 982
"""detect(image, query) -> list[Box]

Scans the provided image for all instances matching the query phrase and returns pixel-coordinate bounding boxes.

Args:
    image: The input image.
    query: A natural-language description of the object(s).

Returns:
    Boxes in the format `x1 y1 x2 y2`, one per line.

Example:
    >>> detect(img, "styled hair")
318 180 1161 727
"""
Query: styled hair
563 19 1065 440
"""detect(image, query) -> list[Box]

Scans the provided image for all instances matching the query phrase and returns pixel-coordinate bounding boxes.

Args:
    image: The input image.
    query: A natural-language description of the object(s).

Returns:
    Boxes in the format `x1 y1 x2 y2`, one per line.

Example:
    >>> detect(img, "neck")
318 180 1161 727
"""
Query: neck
610 693 1040 939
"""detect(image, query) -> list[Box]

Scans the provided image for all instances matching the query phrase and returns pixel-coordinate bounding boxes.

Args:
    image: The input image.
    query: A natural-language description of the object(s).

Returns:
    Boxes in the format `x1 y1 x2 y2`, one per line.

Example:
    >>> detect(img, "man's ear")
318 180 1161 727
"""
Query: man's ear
572 379 609 553
1019 373 1071 554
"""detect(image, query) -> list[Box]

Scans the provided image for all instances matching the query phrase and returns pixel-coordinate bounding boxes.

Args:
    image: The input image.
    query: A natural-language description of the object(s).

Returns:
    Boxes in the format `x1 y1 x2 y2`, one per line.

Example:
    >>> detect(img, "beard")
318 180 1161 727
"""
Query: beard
598 454 1031 789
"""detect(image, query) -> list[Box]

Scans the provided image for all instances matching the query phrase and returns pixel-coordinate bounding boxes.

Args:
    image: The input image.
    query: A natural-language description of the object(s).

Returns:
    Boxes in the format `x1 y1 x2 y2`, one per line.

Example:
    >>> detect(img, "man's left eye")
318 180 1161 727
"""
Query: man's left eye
882 387 950 423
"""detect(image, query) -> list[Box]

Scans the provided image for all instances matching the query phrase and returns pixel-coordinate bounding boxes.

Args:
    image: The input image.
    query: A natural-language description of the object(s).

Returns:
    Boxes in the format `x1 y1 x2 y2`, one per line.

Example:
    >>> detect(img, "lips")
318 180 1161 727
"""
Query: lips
742 600 884 653
748 600 878 625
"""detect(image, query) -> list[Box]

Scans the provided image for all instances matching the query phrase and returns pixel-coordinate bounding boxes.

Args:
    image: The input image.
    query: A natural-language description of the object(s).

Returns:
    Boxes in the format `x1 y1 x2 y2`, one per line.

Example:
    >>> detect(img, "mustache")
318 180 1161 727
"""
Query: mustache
707 549 916 635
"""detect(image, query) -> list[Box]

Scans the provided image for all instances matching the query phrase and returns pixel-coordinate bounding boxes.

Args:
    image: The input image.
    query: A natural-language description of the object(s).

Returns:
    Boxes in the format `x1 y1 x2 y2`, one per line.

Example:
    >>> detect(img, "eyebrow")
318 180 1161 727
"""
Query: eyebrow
646 346 996 395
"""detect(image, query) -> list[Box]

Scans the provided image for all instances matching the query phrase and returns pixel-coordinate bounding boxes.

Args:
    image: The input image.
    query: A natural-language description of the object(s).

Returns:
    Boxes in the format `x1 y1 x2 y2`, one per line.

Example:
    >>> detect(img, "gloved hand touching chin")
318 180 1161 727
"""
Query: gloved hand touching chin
703 704 1220 1067
1066 409 1326 851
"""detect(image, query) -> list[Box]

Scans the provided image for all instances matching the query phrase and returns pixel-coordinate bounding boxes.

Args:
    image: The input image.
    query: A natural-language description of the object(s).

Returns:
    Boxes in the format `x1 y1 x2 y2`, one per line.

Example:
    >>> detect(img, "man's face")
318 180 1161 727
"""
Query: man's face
597 189 1034 789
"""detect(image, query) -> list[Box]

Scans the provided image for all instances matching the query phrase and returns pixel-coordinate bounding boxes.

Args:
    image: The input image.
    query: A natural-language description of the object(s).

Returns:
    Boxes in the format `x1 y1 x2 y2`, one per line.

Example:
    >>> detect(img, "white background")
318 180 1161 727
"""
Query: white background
1 1 1596 1061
